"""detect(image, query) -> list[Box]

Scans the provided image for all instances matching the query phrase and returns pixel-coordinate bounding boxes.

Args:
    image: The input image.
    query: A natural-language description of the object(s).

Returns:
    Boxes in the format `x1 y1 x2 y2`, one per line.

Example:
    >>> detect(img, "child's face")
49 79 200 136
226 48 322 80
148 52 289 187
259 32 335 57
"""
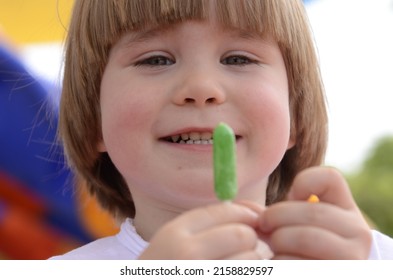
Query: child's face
98 20 293 209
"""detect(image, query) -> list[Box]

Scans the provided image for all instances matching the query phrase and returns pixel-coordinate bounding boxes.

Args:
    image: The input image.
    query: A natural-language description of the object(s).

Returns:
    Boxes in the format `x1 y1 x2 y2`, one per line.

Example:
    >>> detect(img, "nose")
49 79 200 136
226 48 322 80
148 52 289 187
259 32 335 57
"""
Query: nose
172 73 226 107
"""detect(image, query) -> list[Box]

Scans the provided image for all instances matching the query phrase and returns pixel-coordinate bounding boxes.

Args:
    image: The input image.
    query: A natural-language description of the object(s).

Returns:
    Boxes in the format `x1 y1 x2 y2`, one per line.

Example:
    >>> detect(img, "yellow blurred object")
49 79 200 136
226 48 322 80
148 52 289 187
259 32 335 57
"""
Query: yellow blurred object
0 0 74 44
307 194 320 203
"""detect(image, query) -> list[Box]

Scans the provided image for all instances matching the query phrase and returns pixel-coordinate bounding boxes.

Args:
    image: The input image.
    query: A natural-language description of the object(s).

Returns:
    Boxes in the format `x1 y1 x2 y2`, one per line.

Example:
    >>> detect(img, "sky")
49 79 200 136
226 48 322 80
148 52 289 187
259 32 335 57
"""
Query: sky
306 0 393 172
17 0 393 173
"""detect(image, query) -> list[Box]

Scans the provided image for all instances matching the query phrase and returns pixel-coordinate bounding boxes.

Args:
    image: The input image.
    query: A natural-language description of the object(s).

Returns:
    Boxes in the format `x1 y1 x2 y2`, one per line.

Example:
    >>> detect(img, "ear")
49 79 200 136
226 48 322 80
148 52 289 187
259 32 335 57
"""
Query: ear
97 140 107 152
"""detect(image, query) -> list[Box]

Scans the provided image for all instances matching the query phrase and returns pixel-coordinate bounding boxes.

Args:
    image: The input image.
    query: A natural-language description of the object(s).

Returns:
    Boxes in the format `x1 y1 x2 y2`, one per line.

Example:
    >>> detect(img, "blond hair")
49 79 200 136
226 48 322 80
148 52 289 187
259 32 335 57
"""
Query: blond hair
59 0 327 219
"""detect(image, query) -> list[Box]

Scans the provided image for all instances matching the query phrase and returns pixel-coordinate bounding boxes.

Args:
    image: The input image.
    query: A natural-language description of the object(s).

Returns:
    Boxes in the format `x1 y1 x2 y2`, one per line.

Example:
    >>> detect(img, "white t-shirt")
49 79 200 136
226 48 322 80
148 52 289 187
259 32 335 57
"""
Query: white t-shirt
49 218 393 260
50 218 148 260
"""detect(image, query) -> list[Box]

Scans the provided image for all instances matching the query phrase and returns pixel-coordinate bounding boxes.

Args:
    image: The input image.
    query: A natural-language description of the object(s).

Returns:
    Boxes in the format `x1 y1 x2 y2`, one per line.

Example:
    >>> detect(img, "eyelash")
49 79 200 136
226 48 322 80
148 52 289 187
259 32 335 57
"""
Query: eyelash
221 55 259 66
133 54 259 67
134 55 174 67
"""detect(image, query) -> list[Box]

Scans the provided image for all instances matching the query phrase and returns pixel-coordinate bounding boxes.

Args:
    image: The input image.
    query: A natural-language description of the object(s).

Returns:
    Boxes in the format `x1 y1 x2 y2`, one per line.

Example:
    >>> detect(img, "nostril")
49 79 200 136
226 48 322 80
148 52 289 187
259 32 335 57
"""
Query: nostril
206 97 216 103
185 97 216 104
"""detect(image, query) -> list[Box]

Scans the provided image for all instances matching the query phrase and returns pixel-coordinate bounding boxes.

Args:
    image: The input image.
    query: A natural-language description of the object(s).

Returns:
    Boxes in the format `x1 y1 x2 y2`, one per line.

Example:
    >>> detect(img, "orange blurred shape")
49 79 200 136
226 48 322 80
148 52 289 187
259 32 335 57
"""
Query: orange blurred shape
77 184 119 238
0 0 75 44
307 194 320 203
0 206 80 259
0 172 46 216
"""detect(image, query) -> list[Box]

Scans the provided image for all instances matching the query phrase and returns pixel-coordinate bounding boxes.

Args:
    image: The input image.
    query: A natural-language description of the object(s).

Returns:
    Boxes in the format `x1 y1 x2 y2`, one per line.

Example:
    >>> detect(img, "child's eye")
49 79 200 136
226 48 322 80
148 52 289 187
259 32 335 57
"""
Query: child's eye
134 55 174 67
221 55 257 66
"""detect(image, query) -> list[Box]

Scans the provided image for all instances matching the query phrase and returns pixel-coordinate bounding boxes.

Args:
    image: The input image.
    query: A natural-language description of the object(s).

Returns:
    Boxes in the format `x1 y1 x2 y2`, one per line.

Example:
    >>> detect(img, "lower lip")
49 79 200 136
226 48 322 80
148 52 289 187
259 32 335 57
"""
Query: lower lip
161 141 214 152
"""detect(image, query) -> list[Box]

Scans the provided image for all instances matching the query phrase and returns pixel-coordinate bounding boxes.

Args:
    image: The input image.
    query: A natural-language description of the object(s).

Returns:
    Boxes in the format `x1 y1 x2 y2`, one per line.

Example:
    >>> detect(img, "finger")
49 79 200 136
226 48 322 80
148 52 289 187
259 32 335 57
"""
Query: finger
272 255 311 260
174 202 258 233
287 166 357 210
193 223 258 259
236 200 266 215
260 201 361 237
268 226 365 259
225 251 263 260
225 240 273 260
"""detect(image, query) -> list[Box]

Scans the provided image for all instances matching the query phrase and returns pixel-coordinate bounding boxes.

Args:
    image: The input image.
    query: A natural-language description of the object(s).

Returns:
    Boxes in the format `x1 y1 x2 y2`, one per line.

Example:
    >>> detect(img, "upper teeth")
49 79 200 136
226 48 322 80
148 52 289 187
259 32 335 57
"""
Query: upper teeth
171 132 213 144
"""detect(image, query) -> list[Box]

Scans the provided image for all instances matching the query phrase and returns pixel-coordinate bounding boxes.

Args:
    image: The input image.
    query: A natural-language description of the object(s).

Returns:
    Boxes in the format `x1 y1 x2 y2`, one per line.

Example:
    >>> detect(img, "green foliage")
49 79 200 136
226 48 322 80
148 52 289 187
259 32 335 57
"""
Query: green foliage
346 136 393 237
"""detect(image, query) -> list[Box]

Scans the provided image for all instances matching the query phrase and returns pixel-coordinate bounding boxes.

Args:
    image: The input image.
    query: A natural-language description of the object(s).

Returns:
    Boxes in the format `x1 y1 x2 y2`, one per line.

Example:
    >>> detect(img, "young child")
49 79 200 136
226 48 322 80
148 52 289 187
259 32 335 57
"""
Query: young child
51 0 393 259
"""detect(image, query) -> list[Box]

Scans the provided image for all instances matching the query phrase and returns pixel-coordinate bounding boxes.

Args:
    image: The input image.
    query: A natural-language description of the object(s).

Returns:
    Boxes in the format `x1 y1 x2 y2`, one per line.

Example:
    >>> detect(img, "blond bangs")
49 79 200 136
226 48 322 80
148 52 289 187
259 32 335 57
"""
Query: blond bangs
74 0 305 54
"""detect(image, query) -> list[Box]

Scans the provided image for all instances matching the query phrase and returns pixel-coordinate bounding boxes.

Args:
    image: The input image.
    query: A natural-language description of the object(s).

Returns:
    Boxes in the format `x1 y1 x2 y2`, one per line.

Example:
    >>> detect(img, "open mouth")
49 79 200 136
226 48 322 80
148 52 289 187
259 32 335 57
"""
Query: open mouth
161 131 241 145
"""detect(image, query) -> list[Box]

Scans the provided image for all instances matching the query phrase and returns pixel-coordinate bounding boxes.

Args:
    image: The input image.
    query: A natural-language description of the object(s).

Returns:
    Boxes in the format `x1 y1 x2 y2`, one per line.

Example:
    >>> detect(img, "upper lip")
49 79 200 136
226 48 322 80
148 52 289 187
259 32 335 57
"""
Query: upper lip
164 127 215 137
160 127 214 141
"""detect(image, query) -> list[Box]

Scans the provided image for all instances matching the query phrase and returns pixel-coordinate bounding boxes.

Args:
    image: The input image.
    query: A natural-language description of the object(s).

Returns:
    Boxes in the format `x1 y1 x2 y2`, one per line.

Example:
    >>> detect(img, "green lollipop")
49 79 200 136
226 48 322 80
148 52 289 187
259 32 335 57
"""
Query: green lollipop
213 122 238 201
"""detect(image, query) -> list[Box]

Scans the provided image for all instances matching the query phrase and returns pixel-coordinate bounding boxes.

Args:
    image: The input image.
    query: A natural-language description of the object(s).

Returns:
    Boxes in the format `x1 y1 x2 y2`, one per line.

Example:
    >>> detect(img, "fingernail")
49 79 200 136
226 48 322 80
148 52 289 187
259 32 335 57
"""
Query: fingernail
255 240 273 260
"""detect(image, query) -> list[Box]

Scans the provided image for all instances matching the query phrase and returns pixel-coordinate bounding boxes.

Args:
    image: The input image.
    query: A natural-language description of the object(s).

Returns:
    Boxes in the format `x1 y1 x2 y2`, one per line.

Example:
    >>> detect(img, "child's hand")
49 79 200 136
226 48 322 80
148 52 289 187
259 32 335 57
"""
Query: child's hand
138 203 272 259
258 167 372 259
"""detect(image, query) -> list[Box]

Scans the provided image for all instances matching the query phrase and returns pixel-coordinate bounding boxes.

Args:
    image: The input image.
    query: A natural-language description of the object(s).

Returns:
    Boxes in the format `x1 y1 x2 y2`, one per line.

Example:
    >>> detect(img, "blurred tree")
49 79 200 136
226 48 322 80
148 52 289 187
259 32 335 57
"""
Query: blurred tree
346 136 393 237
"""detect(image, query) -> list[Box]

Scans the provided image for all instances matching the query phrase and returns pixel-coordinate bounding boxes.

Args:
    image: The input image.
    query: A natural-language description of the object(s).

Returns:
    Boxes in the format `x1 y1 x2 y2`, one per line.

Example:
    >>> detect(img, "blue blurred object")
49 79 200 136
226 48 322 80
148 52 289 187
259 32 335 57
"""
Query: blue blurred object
0 45 92 245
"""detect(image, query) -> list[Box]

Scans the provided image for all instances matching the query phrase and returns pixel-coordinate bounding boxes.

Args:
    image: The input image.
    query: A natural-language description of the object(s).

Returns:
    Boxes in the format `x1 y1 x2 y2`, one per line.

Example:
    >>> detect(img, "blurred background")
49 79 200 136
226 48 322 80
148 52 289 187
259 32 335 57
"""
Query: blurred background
0 0 392 259
0 0 118 260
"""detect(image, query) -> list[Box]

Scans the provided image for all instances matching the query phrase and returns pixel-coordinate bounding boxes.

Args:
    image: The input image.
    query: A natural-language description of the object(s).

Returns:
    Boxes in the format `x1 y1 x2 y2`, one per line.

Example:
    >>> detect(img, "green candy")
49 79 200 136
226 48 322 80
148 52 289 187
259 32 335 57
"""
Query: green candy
213 122 238 201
